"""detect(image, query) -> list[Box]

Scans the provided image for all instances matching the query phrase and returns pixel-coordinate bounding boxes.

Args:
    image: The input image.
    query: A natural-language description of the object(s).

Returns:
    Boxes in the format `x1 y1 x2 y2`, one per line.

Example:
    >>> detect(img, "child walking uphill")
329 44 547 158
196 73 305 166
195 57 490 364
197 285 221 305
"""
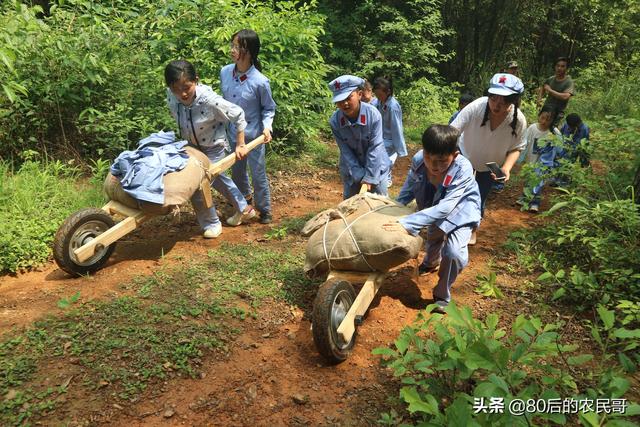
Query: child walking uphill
165 60 256 239
328 75 391 199
372 77 407 187
518 107 563 212
220 29 277 224
383 125 481 314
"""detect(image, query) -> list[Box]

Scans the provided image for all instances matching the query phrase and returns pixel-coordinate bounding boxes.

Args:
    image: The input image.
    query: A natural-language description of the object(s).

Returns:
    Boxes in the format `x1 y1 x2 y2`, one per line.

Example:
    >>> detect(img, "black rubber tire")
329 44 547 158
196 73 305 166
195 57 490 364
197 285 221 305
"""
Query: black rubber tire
312 279 357 364
53 208 116 276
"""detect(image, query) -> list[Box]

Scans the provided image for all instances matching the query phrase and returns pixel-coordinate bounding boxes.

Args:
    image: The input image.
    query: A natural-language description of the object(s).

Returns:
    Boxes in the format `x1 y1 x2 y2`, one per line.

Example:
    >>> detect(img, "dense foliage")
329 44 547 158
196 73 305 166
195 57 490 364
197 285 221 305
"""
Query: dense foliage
0 0 329 161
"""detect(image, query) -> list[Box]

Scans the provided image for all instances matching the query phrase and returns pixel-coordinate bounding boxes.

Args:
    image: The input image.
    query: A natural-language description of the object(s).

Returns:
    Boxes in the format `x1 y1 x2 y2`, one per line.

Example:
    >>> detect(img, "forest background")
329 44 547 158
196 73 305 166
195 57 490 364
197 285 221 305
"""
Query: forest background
1 1 639 425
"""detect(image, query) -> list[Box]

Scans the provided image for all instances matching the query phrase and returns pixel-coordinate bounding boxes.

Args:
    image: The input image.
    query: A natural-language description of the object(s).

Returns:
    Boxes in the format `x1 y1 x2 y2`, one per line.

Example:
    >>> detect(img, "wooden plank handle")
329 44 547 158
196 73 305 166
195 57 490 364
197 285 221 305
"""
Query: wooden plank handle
207 135 266 177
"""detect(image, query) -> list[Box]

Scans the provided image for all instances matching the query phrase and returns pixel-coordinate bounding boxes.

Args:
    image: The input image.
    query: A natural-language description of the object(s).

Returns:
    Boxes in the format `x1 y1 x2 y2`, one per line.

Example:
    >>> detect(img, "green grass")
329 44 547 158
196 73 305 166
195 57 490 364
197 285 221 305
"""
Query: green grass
0 241 317 425
0 158 106 273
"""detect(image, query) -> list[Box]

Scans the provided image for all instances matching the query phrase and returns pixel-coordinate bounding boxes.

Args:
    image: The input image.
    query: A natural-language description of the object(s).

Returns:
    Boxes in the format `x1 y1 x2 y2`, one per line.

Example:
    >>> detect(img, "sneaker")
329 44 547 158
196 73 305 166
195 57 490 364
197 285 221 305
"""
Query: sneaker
493 182 505 193
430 302 447 315
226 206 257 226
418 264 439 276
203 223 222 239
529 203 540 213
259 212 273 224
469 229 477 246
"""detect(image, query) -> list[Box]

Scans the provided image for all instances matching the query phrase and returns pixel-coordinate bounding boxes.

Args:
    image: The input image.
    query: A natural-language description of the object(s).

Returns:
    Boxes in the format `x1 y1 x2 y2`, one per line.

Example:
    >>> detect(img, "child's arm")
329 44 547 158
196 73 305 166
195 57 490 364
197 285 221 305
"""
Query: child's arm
390 104 408 157
332 127 366 183
363 115 386 185
398 165 475 235
259 81 276 143
396 159 418 205
208 92 248 132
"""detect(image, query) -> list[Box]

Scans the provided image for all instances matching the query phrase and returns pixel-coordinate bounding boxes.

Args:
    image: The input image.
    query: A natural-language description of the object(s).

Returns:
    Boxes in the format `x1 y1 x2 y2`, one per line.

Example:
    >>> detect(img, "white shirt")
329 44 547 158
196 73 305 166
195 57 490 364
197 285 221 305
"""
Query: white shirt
451 97 526 172
519 123 562 164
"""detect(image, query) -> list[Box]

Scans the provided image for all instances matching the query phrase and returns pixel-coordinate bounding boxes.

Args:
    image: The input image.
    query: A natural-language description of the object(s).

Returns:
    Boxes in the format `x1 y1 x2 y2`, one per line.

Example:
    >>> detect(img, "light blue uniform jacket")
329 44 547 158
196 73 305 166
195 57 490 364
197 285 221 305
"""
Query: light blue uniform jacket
329 102 391 186
397 151 481 235
220 64 276 141
110 131 189 204
372 96 407 157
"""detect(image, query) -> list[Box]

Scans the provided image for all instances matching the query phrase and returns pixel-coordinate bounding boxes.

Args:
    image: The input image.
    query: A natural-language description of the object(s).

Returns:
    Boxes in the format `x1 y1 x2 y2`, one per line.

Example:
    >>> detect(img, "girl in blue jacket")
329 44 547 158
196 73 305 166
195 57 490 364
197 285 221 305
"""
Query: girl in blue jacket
220 29 277 224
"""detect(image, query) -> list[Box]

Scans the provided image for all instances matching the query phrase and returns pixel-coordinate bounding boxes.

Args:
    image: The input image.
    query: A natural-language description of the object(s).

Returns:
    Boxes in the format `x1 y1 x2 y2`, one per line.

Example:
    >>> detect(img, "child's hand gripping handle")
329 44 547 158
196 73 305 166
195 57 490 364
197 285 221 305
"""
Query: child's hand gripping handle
208 135 266 178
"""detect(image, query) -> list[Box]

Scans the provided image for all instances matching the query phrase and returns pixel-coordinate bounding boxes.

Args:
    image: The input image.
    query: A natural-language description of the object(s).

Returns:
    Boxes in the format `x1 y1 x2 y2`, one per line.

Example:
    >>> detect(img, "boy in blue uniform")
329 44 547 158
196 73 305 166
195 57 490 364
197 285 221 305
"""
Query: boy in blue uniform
383 125 481 313
559 113 590 167
328 75 391 199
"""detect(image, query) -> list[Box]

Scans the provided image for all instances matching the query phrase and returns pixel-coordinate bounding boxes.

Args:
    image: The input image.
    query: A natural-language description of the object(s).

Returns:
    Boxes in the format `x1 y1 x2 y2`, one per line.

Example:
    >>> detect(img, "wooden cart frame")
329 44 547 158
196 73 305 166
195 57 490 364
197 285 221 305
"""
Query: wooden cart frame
53 136 266 276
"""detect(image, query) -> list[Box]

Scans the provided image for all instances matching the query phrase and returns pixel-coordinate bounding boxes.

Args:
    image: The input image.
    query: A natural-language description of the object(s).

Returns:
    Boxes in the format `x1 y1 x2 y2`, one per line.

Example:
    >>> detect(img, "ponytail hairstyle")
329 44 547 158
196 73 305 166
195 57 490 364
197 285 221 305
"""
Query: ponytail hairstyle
480 93 522 136
373 76 393 97
164 60 197 86
232 29 262 71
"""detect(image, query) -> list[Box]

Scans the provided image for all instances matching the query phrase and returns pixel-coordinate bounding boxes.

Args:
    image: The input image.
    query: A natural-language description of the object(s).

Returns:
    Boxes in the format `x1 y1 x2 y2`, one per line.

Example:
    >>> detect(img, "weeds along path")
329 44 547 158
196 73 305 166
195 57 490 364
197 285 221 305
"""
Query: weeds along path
0 148 540 425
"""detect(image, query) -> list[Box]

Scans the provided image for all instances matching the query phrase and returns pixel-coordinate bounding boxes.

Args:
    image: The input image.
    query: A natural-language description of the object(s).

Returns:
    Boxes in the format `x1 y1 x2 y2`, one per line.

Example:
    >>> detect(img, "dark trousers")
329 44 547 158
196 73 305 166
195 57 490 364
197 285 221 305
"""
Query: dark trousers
475 171 496 217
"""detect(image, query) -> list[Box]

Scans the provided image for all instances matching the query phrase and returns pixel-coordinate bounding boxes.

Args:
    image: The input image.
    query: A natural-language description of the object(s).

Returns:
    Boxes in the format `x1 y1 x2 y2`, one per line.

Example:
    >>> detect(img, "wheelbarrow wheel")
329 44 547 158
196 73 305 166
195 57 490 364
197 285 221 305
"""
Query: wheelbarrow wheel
312 279 357 364
53 208 116 276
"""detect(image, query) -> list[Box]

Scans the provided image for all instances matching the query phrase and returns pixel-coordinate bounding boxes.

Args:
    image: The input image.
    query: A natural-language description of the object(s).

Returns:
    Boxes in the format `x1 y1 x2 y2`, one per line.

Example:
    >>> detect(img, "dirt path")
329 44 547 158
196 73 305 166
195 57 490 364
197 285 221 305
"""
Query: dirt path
0 153 538 426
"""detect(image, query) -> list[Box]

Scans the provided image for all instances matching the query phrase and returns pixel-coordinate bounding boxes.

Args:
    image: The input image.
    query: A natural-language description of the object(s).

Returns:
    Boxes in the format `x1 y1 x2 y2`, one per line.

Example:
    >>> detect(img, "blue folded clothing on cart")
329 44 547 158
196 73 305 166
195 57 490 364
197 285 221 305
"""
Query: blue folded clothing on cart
110 131 189 204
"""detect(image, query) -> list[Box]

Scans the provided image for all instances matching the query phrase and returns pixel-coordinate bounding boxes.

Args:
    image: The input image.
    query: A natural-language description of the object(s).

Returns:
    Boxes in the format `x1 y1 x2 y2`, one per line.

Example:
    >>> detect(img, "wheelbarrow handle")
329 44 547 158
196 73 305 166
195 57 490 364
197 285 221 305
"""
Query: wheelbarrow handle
359 183 369 194
207 135 266 177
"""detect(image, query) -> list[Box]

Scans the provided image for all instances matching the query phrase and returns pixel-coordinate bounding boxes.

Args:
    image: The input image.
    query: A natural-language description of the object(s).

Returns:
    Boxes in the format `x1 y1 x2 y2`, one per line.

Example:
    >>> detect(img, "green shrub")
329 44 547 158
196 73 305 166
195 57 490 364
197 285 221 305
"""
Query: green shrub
0 0 330 161
374 303 639 426
0 158 104 273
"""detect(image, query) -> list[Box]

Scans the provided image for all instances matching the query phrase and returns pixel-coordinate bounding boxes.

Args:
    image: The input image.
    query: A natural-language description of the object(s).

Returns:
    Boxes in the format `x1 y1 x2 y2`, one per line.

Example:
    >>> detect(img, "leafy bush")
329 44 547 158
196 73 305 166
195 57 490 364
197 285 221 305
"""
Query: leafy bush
374 303 639 426
0 158 104 273
0 0 330 161
396 78 459 128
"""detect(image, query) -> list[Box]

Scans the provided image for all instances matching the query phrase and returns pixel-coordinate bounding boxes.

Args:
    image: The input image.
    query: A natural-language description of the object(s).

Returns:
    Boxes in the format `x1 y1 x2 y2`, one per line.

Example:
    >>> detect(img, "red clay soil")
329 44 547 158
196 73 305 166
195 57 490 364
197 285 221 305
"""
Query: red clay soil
0 152 539 426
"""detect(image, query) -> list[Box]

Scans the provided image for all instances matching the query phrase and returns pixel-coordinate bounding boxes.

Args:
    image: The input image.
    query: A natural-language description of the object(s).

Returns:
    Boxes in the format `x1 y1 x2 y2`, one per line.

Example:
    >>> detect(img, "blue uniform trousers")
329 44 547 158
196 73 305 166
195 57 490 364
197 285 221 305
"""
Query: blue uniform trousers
419 225 472 305
230 142 272 215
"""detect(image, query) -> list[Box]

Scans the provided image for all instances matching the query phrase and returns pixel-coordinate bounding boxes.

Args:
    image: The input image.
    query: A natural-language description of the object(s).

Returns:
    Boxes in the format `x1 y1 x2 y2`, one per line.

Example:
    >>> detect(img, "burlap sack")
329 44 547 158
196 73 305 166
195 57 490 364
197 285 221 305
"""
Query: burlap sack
301 193 407 237
104 146 210 215
304 195 423 277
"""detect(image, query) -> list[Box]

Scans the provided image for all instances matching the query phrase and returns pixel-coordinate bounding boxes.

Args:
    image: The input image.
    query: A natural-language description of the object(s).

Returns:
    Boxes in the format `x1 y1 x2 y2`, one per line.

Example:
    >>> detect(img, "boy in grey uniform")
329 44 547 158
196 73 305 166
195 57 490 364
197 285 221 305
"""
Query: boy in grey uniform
383 125 481 313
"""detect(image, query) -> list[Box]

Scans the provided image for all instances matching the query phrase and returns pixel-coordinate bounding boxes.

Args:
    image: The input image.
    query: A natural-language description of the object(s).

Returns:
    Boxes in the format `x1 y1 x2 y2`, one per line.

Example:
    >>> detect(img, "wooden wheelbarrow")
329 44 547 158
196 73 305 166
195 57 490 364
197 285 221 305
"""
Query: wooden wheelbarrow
311 184 394 363
52 136 266 276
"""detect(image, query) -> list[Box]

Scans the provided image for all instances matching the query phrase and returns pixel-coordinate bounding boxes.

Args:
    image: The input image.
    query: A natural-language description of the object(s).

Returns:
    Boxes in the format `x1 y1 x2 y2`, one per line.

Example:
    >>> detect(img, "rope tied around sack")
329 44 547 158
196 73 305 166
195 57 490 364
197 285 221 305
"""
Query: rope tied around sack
321 205 389 272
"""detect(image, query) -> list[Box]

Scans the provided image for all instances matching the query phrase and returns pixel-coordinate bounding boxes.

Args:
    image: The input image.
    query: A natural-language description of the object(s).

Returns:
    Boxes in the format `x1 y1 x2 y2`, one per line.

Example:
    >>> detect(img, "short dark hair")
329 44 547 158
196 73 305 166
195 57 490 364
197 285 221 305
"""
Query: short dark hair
164 60 197 86
459 93 474 105
539 105 555 116
373 76 393 96
555 56 570 67
422 125 460 155
566 113 582 127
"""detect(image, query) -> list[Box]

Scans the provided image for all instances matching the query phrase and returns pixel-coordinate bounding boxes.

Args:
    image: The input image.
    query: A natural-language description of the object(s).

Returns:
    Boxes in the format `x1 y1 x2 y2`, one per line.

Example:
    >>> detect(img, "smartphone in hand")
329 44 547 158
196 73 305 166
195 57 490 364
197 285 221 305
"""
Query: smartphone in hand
486 162 506 181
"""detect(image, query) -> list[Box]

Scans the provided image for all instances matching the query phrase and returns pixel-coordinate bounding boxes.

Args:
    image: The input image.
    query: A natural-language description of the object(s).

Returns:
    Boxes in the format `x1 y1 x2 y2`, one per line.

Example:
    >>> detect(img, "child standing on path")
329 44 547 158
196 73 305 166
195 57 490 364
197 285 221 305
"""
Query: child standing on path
165 60 256 239
518 108 563 212
328 75 391 199
220 29 277 224
383 125 481 314
372 77 407 187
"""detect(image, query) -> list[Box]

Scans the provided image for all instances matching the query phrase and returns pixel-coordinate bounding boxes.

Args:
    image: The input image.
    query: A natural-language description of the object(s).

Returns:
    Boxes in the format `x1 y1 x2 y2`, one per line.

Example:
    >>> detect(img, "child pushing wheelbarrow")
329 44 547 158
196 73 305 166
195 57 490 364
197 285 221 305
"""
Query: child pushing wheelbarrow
53 132 266 276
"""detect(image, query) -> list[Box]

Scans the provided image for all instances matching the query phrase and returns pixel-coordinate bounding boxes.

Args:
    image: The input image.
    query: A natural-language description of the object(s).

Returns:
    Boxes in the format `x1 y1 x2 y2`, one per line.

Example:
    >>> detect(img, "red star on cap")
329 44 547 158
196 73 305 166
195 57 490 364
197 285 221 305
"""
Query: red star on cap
335 81 341 89
499 76 507 83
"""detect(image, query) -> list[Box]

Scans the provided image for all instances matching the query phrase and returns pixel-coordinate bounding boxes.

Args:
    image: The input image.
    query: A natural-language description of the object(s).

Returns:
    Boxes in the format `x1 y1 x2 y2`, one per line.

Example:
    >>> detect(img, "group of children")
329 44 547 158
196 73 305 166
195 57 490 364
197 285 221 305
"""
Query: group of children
162 36 588 314
165 29 276 239
328 70 589 313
